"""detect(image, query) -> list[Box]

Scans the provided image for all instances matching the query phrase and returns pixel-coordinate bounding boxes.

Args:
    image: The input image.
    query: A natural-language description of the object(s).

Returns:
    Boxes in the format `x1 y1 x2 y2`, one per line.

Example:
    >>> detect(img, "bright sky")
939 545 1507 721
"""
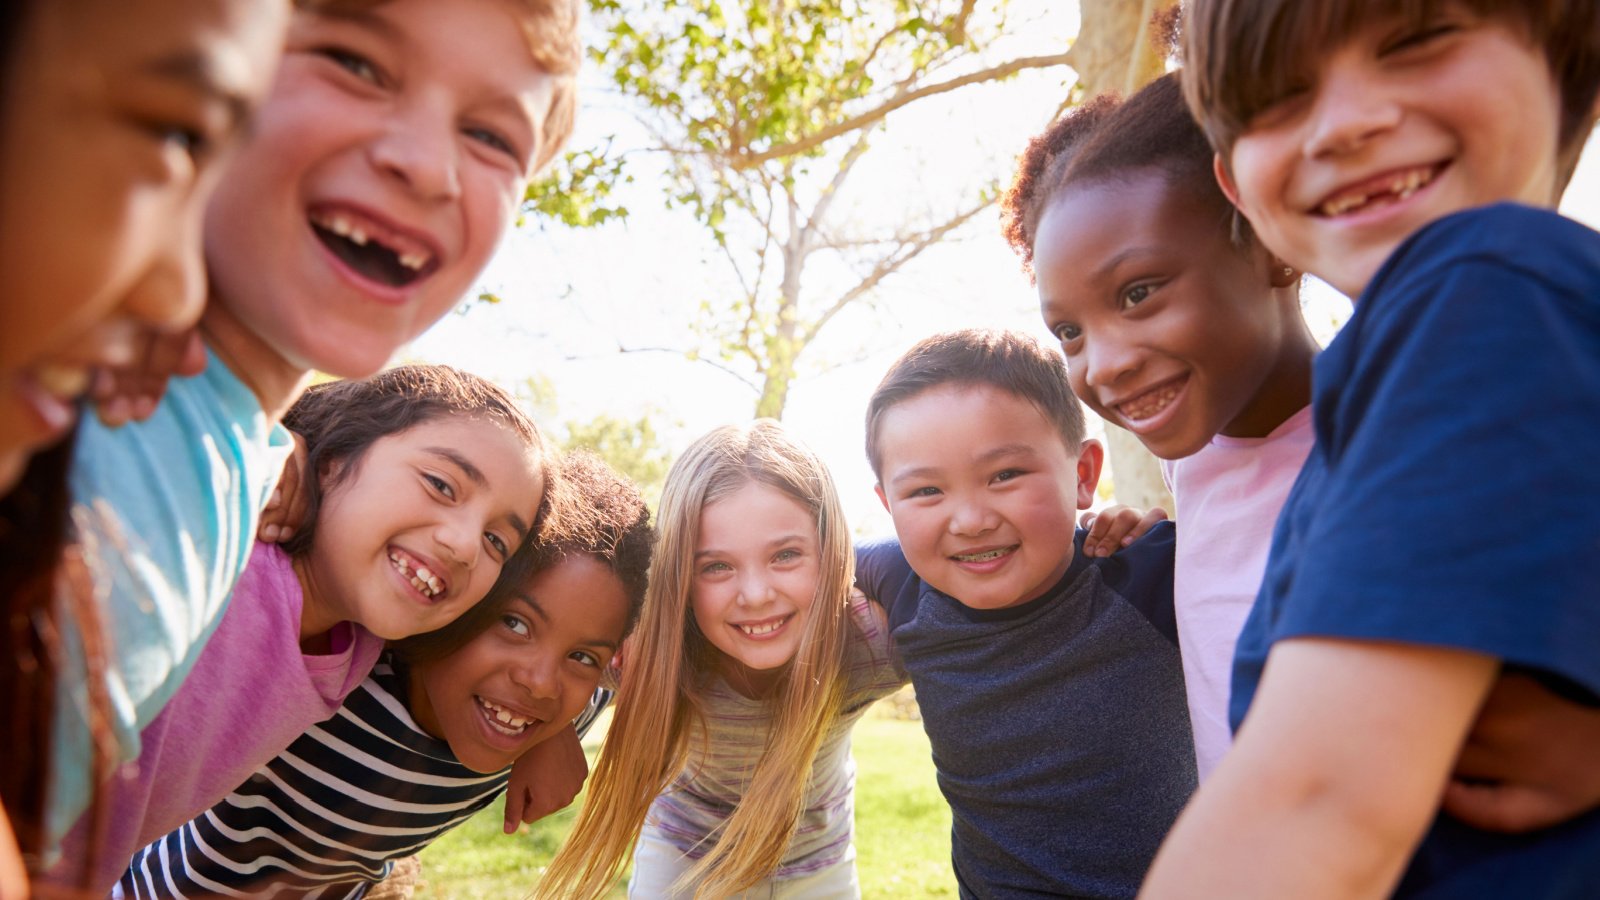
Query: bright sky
411 4 1600 536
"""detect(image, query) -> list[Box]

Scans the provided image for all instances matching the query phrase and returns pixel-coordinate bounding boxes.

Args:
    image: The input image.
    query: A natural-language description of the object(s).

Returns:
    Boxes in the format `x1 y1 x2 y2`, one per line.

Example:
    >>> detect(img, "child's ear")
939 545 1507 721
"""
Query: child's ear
874 483 891 513
1213 153 1243 208
1073 439 1105 510
1268 256 1301 288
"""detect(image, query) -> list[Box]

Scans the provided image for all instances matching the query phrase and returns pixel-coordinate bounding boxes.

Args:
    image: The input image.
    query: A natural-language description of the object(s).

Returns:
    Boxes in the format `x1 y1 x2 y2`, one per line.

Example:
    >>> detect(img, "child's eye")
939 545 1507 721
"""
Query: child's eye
1052 322 1082 344
908 486 941 499
501 614 530 638
484 532 510 558
570 650 601 668
320 46 383 85
773 548 802 564
1382 22 1460 56
424 473 455 499
700 560 731 575
465 125 518 159
993 468 1024 484
1121 282 1157 309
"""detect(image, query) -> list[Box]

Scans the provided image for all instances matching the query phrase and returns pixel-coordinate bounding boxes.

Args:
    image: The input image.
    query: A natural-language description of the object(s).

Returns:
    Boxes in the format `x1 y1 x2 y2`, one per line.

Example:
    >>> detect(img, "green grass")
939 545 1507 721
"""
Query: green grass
414 691 953 898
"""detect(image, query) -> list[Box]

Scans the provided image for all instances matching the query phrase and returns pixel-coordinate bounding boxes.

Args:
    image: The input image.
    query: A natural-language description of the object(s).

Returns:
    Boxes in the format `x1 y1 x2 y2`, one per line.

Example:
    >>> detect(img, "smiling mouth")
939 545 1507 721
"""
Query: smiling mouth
388 551 444 599
1116 377 1185 423
1316 164 1443 217
476 696 538 736
309 209 437 288
736 616 791 637
951 546 1015 563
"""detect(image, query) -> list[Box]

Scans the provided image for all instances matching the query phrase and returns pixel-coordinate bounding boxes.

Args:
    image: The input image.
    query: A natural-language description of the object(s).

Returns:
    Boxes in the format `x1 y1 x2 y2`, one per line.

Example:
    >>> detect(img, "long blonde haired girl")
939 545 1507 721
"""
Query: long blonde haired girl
538 420 903 898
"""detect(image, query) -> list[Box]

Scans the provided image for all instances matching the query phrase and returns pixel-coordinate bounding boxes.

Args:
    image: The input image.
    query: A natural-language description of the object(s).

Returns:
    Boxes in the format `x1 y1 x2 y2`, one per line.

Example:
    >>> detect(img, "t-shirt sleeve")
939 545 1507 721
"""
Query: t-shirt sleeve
1274 213 1600 700
854 538 922 633
1092 521 1178 645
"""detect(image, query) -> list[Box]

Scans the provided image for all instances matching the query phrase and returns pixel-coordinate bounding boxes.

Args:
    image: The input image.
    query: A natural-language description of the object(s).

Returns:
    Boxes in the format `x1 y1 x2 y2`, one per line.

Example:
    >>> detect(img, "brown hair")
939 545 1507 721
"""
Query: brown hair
1183 0 1600 180
281 364 545 561
1001 72 1242 279
865 329 1088 478
293 0 582 173
393 449 656 665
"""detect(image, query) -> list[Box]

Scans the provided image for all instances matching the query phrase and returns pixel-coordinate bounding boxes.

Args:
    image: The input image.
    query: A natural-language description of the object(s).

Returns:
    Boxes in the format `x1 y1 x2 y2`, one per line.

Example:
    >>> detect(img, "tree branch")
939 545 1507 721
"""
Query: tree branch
616 345 762 395
801 196 994 343
730 51 1074 169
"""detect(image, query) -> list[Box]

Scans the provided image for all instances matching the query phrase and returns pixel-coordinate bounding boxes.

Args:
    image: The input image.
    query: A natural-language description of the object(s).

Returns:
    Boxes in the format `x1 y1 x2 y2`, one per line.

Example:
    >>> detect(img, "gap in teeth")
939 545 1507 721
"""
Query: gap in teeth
956 548 1008 562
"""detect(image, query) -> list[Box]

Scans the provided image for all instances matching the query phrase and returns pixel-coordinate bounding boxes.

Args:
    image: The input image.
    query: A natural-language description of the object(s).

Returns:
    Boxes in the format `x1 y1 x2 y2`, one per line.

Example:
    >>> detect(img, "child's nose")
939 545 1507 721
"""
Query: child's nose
1304 58 1401 159
1082 337 1140 391
435 514 482 570
947 497 996 537
511 655 560 704
736 572 776 606
370 99 462 203
122 208 209 332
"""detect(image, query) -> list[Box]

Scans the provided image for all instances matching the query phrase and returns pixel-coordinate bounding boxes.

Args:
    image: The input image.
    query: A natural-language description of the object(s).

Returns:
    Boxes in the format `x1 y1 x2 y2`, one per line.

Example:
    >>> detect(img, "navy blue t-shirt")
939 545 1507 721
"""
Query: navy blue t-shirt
1234 204 1600 897
859 523 1194 899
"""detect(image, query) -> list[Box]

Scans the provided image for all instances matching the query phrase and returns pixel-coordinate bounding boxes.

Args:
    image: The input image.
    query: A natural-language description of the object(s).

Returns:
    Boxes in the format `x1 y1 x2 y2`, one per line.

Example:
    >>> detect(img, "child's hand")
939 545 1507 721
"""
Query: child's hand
502 724 587 834
1443 672 1600 832
89 328 207 427
1078 505 1168 557
259 433 310 543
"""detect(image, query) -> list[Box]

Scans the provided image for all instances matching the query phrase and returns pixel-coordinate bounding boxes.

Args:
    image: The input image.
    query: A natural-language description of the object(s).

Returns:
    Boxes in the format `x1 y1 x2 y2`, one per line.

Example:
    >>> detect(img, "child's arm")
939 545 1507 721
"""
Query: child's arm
1444 672 1600 831
1078 505 1169 558
258 433 309 543
1140 637 1496 900
502 724 588 833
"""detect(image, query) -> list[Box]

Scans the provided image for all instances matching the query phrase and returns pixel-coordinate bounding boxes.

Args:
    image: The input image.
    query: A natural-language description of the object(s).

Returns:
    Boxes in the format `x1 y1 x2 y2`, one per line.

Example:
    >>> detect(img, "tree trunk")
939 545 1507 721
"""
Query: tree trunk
1064 0 1178 514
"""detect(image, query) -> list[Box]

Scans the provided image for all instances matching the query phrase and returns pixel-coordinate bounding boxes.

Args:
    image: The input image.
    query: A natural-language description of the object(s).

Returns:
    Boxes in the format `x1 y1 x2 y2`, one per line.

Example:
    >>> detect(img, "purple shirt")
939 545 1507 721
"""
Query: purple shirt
47 543 384 894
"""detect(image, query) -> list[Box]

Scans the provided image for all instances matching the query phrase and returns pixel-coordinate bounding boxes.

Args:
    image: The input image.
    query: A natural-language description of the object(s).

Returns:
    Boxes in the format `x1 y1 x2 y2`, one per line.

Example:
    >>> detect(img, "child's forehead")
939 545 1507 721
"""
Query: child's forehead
881 383 1068 456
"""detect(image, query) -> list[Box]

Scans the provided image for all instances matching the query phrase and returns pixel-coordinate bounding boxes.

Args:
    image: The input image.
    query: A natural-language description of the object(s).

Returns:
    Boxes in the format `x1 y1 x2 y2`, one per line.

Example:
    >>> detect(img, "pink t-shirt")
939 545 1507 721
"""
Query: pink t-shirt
48 542 384 893
1162 406 1313 781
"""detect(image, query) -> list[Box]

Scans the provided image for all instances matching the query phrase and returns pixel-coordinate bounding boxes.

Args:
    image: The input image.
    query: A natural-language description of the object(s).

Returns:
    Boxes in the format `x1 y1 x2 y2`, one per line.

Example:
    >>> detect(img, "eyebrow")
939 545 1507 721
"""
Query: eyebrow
424 446 532 538
144 50 256 130
1088 245 1163 283
513 594 620 652
887 443 1040 486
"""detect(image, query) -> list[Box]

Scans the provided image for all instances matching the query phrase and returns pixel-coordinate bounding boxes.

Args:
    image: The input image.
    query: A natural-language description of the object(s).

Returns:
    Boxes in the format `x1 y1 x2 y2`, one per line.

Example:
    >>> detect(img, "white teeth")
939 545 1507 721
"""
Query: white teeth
327 214 352 237
389 553 441 597
739 620 784 636
398 252 428 271
34 364 91 399
349 225 368 246
476 696 532 733
1119 381 1181 421
1320 168 1434 216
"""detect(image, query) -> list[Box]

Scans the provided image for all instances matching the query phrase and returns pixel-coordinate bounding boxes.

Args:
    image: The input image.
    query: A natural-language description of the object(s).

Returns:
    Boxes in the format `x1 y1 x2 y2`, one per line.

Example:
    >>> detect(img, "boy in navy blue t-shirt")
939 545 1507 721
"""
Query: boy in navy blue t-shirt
1143 2 1600 897
858 329 1195 898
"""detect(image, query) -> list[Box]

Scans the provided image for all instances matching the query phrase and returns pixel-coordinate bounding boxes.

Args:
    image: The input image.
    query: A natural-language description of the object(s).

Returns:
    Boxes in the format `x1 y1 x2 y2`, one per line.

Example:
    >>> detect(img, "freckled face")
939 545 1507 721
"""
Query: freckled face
202 0 558 382
690 482 822 693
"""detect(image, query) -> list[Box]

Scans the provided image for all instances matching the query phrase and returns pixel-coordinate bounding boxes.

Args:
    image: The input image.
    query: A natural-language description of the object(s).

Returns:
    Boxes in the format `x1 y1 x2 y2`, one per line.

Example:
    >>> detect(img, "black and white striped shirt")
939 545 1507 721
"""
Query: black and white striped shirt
115 657 609 899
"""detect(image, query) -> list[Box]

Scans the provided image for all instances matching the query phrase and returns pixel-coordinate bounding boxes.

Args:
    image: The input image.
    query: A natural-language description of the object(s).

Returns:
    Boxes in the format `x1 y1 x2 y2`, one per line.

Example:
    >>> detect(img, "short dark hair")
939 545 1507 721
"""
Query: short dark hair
865 329 1087 478
281 365 545 560
1183 0 1600 181
394 450 656 664
1001 72 1243 280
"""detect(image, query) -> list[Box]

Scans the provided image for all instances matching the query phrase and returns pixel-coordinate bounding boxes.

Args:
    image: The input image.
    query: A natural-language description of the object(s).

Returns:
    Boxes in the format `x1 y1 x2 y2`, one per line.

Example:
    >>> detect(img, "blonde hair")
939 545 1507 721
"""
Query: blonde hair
536 421 854 899
293 0 581 173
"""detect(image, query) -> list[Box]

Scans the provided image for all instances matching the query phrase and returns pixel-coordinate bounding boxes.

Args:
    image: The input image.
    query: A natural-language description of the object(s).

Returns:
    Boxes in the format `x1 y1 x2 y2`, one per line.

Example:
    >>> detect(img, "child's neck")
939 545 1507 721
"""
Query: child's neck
290 554 341 652
199 302 313 423
1221 305 1320 440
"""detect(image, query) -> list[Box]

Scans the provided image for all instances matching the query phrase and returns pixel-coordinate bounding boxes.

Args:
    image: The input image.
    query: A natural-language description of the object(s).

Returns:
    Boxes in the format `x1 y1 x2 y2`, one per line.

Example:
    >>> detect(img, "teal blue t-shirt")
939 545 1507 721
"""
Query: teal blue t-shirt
46 350 292 850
